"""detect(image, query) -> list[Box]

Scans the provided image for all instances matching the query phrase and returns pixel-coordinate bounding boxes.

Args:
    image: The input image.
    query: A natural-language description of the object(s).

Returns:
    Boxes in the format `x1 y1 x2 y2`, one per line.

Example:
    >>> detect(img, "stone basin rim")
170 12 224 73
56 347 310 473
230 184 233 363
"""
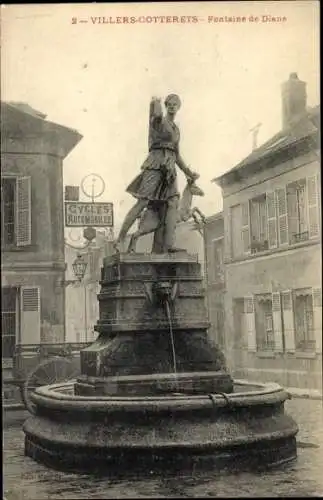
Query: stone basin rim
30 379 291 411
34 379 287 401
77 371 231 382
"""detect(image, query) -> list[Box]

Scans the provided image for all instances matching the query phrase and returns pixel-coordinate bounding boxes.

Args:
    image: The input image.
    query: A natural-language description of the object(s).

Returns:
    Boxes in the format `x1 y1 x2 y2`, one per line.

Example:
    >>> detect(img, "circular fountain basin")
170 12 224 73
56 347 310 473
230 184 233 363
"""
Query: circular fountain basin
23 377 298 474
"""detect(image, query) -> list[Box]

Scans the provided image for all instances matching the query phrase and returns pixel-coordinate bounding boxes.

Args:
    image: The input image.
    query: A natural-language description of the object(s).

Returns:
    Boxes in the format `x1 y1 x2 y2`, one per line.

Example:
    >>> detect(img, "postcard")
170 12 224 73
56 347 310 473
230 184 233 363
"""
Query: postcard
2 1 321 498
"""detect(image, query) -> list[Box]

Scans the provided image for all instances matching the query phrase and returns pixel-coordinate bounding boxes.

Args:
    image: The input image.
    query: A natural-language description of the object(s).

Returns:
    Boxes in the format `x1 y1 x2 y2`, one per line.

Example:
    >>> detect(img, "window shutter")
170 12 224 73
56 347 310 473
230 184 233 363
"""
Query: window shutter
307 175 320 238
16 176 31 247
231 205 242 259
276 188 288 246
224 208 232 260
266 192 278 248
64 185 80 202
20 287 41 344
272 292 283 352
241 202 250 254
245 296 256 352
312 287 322 354
286 184 298 243
249 201 260 241
281 290 295 352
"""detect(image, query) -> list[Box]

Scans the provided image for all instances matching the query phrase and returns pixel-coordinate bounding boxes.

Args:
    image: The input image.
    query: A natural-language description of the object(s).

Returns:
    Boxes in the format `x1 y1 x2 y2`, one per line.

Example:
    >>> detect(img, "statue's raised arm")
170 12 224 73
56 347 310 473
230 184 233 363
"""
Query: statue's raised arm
149 97 163 123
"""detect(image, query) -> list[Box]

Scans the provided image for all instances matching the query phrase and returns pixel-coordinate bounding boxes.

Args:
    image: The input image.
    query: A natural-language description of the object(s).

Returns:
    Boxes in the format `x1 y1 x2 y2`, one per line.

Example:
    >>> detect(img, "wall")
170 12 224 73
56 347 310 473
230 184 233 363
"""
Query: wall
1 108 82 349
2 151 66 343
1 152 65 264
221 150 321 389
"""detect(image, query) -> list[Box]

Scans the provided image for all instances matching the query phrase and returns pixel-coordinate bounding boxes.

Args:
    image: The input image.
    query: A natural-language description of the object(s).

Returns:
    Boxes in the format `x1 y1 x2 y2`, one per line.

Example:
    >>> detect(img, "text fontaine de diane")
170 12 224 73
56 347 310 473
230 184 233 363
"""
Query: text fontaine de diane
207 15 287 23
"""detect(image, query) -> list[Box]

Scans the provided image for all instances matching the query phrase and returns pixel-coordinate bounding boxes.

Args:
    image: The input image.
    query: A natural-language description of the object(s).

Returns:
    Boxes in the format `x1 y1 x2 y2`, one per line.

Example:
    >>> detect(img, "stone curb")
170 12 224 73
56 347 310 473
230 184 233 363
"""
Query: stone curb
286 387 322 401
3 402 25 411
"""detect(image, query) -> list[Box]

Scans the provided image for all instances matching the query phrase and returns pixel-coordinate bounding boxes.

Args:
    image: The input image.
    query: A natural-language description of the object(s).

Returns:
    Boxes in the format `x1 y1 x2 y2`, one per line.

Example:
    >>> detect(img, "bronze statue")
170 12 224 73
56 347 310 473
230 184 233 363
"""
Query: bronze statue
114 94 201 253
127 178 205 253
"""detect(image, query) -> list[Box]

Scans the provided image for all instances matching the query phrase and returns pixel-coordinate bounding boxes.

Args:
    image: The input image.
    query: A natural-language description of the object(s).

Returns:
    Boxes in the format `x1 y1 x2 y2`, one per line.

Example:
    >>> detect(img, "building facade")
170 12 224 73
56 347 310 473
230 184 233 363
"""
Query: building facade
203 213 225 351
64 231 114 343
1 102 82 373
213 74 321 389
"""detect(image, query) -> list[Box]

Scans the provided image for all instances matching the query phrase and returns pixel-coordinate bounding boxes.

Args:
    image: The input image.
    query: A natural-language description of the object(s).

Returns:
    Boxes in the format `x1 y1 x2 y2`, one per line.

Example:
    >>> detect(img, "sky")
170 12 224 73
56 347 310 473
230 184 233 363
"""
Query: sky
1 1 320 237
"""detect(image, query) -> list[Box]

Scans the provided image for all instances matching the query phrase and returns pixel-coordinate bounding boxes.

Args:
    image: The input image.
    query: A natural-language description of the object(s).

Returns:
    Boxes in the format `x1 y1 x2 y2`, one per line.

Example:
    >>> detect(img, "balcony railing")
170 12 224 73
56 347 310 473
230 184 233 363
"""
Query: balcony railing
250 239 269 254
257 340 276 351
296 339 316 351
291 231 309 244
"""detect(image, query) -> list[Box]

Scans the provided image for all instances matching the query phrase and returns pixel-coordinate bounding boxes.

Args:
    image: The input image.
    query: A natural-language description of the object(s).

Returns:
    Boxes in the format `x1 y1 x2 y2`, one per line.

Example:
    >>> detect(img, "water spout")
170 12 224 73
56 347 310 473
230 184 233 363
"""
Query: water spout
165 299 178 385
151 280 180 392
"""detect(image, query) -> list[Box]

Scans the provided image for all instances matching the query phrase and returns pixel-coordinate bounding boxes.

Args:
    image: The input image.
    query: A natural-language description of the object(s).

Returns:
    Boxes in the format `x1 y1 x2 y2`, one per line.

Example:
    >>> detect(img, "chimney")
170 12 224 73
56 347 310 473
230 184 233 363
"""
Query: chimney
281 73 307 129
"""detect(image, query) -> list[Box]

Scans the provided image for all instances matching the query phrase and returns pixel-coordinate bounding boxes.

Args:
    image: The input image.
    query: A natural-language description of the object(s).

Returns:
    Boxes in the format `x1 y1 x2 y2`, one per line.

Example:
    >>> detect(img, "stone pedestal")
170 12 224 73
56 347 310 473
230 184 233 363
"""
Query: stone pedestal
75 252 233 396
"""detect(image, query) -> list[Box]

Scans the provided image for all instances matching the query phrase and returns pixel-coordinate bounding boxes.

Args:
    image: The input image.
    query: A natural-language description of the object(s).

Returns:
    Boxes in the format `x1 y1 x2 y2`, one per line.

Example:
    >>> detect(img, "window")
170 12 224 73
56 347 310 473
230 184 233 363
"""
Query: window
1 176 32 248
255 295 275 350
287 175 320 244
2 178 15 245
1 287 18 358
287 180 308 243
293 290 315 350
229 174 320 261
250 195 269 253
307 175 320 238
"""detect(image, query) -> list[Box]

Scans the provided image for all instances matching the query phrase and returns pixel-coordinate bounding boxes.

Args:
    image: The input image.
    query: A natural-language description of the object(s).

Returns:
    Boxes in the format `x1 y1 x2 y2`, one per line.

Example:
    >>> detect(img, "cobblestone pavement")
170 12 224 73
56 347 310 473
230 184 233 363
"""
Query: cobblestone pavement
3 398 323 499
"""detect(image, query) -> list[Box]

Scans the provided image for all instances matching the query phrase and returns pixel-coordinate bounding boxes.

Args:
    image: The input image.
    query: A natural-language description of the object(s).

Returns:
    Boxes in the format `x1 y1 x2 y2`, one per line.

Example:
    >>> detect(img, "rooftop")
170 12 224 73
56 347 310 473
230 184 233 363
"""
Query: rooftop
213 104 320 186
6 101 47 119
205 211 224 224
1 101 83 158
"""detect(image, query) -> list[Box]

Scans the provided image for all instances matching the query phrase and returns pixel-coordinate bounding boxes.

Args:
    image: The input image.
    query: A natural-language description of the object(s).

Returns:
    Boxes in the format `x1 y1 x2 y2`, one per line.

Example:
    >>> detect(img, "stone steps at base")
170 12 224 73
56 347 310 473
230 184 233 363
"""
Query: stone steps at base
2 385 23 409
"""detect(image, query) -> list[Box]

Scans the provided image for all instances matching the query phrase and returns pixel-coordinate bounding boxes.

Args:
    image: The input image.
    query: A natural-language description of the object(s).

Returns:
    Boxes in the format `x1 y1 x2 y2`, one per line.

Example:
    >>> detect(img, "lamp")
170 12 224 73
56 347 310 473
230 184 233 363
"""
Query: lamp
71 253 89 342
72 254 87 281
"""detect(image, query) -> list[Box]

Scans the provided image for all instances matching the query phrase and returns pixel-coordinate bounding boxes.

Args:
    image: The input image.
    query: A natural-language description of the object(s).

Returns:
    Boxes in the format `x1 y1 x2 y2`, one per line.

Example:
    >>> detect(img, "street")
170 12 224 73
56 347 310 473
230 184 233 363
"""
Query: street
3 397 323 499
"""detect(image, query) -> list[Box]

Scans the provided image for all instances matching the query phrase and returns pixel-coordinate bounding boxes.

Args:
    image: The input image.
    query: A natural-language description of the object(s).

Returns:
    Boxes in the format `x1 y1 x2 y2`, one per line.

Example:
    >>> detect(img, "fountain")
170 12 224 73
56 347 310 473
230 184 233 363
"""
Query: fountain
23 251 298 474
23 94 298 473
